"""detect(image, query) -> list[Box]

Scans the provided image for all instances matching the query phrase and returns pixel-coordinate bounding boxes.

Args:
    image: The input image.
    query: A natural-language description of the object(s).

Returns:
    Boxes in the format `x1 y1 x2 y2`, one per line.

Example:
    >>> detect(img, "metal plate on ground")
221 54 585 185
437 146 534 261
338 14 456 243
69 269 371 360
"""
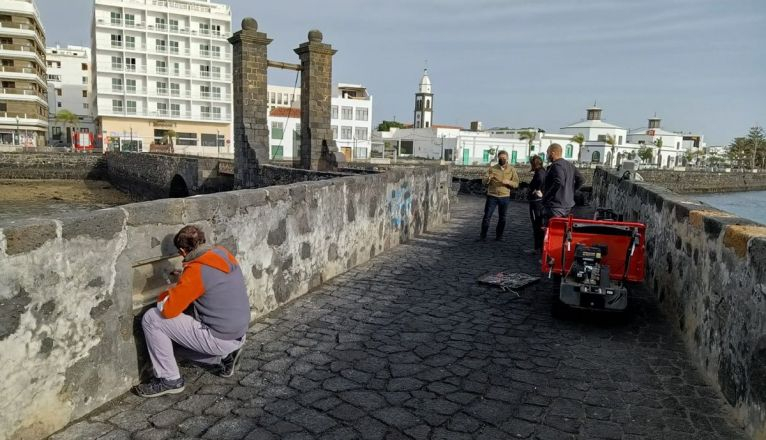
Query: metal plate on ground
477 271 540 292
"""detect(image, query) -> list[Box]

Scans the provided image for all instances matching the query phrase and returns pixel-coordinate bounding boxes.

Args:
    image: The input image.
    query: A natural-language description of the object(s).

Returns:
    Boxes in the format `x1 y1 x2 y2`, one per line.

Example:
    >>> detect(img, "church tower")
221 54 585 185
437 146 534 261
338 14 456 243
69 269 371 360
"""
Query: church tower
413 69 433 128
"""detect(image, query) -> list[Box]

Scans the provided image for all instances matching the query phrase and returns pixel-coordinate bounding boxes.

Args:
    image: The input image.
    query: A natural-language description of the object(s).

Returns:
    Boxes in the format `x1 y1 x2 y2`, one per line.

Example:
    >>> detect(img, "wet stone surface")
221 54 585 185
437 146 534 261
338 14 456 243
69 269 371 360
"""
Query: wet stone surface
52 196 746 439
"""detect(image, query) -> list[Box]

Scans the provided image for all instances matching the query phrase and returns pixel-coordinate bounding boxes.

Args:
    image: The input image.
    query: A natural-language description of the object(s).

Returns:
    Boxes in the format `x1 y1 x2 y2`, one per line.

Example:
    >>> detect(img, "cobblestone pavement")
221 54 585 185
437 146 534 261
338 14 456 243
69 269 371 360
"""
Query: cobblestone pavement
51 196 746 440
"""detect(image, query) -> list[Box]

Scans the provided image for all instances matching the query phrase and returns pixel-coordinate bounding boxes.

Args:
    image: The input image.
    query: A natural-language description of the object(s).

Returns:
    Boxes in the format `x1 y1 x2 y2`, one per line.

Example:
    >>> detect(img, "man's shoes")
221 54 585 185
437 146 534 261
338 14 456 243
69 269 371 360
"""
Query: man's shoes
219 348 243 378
134 377 185 398
476 237 487 242
494 236 503 241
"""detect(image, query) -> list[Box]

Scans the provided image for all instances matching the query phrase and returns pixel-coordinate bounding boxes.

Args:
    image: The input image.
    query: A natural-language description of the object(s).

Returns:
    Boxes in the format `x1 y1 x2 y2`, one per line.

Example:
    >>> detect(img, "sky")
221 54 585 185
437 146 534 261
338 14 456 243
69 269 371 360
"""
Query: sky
38 0 766 145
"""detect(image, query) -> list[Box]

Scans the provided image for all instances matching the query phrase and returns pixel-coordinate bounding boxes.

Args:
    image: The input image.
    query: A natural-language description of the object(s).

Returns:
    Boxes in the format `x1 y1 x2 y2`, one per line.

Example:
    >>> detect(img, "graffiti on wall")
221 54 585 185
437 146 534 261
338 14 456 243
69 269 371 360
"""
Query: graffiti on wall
388 183 414 228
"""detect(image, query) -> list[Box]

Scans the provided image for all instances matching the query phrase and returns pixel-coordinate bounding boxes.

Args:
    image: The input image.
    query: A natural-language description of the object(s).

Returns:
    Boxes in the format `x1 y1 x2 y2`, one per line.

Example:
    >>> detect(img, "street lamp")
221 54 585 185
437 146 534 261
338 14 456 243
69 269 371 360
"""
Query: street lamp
16 116 20 146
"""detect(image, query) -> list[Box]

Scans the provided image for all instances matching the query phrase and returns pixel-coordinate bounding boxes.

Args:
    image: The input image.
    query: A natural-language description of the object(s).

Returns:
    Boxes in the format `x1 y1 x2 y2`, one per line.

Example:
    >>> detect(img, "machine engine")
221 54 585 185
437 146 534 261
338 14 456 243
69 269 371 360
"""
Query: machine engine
571 244 610 293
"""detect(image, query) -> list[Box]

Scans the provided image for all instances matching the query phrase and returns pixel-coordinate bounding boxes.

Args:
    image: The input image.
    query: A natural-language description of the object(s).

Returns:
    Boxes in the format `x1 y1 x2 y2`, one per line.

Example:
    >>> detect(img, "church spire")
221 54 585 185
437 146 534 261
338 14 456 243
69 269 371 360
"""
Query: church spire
414 69 434 128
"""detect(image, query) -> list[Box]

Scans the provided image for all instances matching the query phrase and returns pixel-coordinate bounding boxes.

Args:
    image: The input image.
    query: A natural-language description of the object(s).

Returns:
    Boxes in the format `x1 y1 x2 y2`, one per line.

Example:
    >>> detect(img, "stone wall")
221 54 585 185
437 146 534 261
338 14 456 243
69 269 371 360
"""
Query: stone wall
592 168 766 438
0 166 451 440
0 153 107 180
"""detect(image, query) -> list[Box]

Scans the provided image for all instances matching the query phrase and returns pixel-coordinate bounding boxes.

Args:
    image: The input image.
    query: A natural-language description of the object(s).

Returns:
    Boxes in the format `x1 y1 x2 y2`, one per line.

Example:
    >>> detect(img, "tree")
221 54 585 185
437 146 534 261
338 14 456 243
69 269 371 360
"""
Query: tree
518 129 536 160
163 129 177 153
55 109 79 143
638 146 654 163
605 134 616 167
571 132 585 162
377 120 405 132
747 125 764 170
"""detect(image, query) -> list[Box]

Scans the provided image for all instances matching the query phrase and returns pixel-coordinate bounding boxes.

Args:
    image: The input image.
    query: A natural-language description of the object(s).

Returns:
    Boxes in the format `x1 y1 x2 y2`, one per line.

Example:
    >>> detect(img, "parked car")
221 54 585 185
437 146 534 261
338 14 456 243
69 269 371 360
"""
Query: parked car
50 140 72 152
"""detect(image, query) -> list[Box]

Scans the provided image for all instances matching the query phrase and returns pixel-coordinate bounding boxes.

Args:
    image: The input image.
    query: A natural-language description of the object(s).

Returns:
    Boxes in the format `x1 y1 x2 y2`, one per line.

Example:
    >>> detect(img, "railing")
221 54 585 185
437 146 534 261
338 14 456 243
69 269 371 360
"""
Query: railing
199 50 210 57
0 88 43 98
96 16 231 39
156 109 169 117
112 106 124 113
0 111 43 120
111 19 122 25
111 41 123 48
112 86 123 92
1 66 36 74
156 89 168 95
155 67 168 74
155 23 167 31
155 45 167 53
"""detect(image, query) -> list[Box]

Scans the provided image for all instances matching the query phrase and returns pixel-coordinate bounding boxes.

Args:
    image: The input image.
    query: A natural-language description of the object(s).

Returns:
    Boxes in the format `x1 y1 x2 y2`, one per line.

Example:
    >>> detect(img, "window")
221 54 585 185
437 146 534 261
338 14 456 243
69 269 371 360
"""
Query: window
82 90 87 98
124 14 135 26
277 93 283 105
56 88 62 96
212 86 221 99
211 24 221 36
331 105 338 119
591 151 601 163
565 144 573 158
83 103 89 109
81 63 88 70
112 78 124 92
125 35 135 49
82 77 88 84
57 102 62 108
80 127 90 133
125 78 136 93
269 92 276 104
355 127 368 140
199 44 210 57
155 17 166 31
213 105 222 119
511 151 518 164
211 66 221 79
169 40 179 54
341 126 352 140
169 19 179 32
156 60 166 74
1 59 13 67
271 121 284 140
341 106 353 120
110 34 122 48
200 85 210 98
173 62 181 75
156 81 167 95
110 12 121 25
332 125 338 139
199 65 210 78
426 98 431 109
618 135 623 145
126 100 136 115
156 39 166 52
112 99 123 112
355 108 368 121
125 57 136 71
170 103 180 117
201 105 211 118
597 134 606 142
177 132 196 145
676 142 680 150
400 140 414 155
199 23 210 35
212 46 221 58
271 145 284 159
156 103 167 116
201 133 221 147
170 83 180 97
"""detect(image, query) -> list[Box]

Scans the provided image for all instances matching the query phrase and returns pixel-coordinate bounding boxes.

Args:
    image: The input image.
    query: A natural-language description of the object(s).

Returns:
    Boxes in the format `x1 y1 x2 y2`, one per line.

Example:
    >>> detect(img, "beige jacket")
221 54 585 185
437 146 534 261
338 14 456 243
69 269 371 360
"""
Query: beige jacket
483 163 519 197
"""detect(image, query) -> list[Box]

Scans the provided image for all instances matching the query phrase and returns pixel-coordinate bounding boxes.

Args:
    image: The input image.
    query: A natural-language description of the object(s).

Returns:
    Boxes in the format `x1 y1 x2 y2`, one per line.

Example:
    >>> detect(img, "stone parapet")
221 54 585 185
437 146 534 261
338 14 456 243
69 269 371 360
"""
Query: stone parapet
0 152 107 180
0 165 451 440
592 167 766 438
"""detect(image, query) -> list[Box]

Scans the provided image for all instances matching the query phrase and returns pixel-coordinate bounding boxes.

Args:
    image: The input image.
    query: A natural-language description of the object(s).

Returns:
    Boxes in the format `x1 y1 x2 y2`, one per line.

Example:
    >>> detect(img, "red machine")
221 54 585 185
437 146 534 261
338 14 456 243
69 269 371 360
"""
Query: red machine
542 215 646 311
73 132 95 152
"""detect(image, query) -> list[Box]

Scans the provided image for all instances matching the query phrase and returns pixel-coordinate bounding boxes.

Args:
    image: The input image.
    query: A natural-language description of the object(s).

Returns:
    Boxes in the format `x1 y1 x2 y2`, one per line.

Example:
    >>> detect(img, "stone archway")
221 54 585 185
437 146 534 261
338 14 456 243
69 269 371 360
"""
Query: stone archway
169 174 189 198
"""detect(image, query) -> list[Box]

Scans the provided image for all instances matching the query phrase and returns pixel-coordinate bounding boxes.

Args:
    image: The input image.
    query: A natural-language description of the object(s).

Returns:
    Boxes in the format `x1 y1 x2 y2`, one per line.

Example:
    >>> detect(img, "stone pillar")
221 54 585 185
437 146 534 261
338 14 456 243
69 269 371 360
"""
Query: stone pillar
229 18 271 188
294 30 343 171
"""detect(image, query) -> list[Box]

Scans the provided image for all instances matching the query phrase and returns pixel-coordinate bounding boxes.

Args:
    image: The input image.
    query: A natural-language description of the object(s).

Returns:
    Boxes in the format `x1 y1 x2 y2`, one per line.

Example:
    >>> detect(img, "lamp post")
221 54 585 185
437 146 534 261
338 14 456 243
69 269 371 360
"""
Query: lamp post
216 129 220 157
15 116 20 145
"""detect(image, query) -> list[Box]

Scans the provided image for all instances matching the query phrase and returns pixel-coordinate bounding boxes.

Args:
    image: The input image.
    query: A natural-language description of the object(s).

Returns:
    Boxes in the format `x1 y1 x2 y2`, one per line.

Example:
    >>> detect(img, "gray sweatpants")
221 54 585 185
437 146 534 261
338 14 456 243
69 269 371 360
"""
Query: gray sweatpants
142 307 243 380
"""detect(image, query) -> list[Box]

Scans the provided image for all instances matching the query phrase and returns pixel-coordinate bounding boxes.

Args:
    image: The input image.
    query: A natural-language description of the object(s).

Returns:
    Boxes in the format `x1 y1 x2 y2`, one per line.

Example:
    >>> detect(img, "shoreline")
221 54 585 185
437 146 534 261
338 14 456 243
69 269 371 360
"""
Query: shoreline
0 179 134 205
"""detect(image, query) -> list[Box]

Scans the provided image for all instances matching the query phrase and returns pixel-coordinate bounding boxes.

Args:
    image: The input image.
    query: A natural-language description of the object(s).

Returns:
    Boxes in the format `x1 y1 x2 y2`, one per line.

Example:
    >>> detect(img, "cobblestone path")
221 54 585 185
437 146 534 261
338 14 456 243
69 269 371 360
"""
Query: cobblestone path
51 196 746 440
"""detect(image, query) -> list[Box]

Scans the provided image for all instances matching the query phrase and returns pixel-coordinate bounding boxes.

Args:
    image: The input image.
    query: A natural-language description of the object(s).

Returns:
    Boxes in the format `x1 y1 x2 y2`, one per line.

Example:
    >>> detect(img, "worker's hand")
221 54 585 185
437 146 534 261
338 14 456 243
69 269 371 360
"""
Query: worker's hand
533 190 543 197
502 179 512 186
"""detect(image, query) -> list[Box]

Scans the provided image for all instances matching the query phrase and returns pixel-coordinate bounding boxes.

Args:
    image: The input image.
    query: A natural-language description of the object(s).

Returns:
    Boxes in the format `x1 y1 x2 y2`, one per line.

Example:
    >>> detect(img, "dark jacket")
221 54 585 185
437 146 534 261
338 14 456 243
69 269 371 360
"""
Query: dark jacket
528 168 546 202
542 159 584 210
158 245 250 340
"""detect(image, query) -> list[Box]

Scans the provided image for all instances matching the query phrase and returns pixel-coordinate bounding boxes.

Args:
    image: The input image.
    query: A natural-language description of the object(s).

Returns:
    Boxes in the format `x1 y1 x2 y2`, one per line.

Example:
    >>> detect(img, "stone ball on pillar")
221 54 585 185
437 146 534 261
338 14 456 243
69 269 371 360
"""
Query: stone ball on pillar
308 29 323 43
242 17 258 31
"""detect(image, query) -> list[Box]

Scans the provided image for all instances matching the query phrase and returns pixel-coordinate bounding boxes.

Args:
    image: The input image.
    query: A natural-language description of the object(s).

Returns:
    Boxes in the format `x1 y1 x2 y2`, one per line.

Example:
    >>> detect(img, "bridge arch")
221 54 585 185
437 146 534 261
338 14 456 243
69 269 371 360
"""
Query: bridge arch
169 174 189 198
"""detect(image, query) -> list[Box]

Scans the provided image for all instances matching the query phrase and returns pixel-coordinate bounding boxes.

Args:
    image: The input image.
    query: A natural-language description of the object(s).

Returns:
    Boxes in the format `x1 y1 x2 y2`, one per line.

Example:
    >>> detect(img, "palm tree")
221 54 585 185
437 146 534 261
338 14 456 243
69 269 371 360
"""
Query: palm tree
653 138 663 168
605 134 616 167
518 129 536 161
570 132 585 162
55 109 79 144
163 129 177 153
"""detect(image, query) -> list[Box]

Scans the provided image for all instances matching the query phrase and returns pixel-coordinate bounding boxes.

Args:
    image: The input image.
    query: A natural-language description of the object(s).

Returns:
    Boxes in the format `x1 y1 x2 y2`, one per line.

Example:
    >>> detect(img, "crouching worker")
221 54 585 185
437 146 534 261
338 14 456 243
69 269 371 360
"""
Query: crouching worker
135 225 250 397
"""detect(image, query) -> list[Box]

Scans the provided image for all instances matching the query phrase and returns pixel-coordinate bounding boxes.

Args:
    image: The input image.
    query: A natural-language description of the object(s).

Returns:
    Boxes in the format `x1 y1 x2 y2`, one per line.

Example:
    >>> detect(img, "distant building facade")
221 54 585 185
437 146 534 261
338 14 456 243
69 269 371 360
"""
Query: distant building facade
0 0 47 146
91 0 233 155
46 45 96 143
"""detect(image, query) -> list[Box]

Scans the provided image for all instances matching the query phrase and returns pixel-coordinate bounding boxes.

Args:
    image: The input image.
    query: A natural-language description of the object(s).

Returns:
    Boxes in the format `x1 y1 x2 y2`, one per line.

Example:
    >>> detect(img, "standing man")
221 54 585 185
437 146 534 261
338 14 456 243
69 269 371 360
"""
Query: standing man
479 150 519 241
542 143 584 223
136 225 250 397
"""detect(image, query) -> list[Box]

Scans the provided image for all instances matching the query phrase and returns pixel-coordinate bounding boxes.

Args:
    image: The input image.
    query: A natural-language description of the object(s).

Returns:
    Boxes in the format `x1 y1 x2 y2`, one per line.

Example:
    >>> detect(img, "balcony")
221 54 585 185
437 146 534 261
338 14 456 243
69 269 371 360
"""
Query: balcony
0 21 44 45
112 85 123 92
199 50 210 57
156 89 168 96
155 45 167 53
111 41 123 49
0 111 47 125
0 88 45 101
155 67 168 74
111 19 122 26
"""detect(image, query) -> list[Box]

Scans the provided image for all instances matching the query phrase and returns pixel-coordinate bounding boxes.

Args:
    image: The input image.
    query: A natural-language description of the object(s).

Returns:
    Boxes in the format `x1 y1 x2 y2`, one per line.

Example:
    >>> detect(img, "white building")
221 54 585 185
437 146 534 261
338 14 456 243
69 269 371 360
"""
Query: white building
627 117 685 168
266 82 373 161
46 45 95 142
91 0 233 155
560 106 630 166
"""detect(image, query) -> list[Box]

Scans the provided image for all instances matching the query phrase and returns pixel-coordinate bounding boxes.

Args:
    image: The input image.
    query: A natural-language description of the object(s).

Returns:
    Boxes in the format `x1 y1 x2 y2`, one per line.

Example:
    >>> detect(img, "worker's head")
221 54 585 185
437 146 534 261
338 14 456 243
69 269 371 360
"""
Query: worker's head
547 143 563 162
530 155 543 171
497 150 508 165
174 225 206 256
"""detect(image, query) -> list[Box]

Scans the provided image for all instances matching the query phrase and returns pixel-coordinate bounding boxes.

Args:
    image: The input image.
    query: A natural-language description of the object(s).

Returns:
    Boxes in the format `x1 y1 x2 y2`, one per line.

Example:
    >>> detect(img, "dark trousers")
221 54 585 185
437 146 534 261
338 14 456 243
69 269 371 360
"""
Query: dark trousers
542 206 571 228
529 201 545 250
480 196 510 239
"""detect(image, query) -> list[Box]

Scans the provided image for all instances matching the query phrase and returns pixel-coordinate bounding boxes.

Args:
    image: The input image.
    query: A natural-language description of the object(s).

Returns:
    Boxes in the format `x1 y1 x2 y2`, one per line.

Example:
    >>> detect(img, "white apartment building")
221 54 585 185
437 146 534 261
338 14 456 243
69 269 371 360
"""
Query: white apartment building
627 117 685 168
46 45 95 142
91 0 232 155
266 83 373 161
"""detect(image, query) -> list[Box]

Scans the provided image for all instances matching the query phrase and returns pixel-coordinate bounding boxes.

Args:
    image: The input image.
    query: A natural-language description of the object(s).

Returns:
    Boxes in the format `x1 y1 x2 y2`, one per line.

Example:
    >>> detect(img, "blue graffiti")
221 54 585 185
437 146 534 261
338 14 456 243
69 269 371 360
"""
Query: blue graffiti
388 185 413 228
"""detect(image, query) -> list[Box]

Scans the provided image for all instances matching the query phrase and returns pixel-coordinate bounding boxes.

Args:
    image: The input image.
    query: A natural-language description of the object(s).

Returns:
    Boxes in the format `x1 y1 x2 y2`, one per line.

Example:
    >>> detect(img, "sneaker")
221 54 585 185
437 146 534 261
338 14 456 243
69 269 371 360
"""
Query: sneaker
134 377 185 398
219 348 243 378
